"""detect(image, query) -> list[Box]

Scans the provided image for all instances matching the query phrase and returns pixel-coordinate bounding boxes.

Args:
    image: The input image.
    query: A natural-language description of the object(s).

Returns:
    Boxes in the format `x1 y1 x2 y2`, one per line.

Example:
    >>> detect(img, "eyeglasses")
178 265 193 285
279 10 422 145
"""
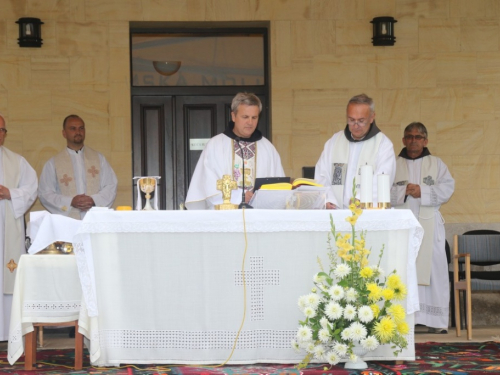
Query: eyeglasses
347 118 369 127
0 128 7 134
404 134 426 141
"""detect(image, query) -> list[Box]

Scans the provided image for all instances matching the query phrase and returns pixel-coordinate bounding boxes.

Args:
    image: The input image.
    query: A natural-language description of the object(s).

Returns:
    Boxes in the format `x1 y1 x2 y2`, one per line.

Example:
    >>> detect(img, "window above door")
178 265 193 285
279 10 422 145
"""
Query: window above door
131 32 265 87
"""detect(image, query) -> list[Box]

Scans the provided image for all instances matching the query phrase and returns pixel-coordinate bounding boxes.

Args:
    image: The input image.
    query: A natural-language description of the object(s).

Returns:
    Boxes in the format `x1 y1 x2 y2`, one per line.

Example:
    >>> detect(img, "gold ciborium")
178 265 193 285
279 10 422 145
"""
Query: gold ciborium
139 177 156 210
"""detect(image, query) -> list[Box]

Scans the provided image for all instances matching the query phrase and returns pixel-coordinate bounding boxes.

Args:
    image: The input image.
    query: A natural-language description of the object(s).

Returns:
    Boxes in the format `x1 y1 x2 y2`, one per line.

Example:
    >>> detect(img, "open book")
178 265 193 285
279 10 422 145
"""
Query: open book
260 178 323 190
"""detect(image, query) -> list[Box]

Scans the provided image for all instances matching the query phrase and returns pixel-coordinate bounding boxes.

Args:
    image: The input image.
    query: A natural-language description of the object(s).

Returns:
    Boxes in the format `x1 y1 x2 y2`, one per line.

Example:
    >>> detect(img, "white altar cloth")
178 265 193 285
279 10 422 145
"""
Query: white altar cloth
73 209 422 366
8 255 82 365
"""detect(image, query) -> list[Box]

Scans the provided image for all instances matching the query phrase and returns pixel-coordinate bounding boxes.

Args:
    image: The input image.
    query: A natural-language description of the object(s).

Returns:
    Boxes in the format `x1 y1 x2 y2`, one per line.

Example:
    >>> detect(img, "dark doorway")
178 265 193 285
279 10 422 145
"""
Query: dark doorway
130 22 270 210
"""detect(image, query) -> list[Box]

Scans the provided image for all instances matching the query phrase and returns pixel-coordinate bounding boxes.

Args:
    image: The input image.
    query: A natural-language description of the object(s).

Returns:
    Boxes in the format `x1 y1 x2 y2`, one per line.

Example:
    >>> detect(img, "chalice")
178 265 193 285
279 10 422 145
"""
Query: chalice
139 177 156 210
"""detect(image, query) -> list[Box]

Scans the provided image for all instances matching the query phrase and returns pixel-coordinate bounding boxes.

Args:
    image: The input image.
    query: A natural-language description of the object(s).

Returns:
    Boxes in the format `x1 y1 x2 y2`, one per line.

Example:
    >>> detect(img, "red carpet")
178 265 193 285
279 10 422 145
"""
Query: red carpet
1 342 500 374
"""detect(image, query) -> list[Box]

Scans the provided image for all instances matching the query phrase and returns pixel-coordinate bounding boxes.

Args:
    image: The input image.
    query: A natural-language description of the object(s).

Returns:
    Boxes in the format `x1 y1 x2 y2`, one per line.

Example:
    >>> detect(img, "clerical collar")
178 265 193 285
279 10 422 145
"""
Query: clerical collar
343 121 381 143
223 121 263 142
399 147 431 160
67 146 84 154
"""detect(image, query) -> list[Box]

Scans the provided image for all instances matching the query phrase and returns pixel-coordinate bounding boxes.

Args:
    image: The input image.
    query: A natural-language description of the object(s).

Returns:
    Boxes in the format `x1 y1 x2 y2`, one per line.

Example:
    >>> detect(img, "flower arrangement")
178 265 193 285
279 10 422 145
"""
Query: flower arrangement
293 197 409 368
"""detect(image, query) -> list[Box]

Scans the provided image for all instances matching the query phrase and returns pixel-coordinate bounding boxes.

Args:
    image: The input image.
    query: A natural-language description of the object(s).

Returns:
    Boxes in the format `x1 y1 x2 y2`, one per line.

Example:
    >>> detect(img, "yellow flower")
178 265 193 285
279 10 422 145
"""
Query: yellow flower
360 267 374 279
392 283 408 301
346 215 358 226
370 304 380 318
387 274 402 290
381 288 394 301
387 304 406 323
397 321 409 335
360 257 369 268
348 203 357 212
353 208 363 216
374 316 396 343
366 283 382 301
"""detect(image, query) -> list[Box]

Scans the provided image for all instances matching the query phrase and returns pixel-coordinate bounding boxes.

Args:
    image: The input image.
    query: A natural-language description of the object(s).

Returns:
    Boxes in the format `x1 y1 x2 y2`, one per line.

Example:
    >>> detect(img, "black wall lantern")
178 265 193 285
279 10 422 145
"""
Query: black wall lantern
16 18 44 47
371 17 397 46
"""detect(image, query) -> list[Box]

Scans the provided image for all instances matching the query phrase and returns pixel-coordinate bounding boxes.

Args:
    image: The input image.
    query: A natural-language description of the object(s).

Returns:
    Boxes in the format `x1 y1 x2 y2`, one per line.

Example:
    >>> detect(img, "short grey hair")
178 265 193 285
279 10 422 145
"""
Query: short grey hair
404 122 428 138
347 93 375 113
231 92 262 114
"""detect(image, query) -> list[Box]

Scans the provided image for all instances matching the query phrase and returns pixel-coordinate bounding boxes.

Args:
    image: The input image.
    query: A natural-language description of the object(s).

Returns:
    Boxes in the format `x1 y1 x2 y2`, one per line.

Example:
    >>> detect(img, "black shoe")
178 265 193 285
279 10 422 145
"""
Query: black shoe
69 327 75 338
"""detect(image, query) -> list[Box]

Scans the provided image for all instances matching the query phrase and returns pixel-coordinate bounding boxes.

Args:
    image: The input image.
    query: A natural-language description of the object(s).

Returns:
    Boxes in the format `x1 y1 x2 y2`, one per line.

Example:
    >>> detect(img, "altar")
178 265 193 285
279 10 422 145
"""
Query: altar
72 209 422 366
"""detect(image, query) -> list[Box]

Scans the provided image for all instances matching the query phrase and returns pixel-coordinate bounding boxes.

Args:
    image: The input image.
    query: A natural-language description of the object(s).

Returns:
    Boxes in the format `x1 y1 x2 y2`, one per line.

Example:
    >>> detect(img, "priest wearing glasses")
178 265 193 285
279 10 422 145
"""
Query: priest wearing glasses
314 93 396 209
185 92 285 210
391 122 455 334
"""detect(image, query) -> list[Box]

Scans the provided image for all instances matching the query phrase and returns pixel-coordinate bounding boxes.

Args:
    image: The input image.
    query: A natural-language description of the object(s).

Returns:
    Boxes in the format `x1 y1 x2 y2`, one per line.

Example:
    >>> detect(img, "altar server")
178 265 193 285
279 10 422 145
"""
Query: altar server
39 115 117 219
391 122 455 333
185 92 285 210
0 114 37 340
315 93 396 209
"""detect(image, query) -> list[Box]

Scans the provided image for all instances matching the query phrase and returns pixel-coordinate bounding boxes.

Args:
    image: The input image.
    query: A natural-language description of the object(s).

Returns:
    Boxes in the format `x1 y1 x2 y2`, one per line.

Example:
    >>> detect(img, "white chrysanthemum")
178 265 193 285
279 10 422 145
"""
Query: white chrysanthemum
345 287 358 302
311 287 317 293
329 285 345 301
303 306 316 319
306 342 316 353
334 263 351 279
313 272 326 284
325 301 343 320
313 344 326 360
358 305 374 323
349 322 368 341
320 317 330 329
341 327 352 341
297 326 313 342
361 335 379 351
343 304 357 320
305 293 320 309
299 339 311 349
326 350 341 365
318 328 331 343
334 342 348 356
291 339 301 352
298 295 308 311
349 353 358 362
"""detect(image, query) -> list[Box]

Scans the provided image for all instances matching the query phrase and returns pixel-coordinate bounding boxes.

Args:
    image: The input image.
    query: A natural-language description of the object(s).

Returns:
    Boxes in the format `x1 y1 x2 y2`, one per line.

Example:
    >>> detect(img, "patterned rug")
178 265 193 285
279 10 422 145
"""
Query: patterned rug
1 342 500 374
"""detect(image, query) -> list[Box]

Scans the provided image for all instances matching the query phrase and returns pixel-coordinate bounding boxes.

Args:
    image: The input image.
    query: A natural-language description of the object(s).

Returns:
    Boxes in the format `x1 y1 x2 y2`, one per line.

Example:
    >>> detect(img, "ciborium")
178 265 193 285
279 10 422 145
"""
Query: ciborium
139 177 156 210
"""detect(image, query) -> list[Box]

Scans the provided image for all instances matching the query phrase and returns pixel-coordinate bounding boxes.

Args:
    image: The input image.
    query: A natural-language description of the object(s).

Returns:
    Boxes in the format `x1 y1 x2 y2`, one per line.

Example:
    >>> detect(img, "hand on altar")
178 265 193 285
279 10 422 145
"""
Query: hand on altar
245 190 254 203
406 183 421 198
326 202 337 209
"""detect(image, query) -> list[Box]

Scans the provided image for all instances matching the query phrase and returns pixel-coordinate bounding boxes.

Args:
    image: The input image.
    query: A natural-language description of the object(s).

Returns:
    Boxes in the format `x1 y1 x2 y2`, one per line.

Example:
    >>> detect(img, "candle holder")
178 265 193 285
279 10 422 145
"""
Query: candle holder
377 202 391 209
360 202 374 209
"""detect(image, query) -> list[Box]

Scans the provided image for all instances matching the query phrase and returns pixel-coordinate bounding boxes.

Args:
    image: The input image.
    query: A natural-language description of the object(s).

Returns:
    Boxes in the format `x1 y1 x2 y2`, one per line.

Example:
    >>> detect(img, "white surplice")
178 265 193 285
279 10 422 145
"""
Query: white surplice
314 131 396 208
391 155 455 329
0 147 37 340
38 147 117 219
185 133 285 210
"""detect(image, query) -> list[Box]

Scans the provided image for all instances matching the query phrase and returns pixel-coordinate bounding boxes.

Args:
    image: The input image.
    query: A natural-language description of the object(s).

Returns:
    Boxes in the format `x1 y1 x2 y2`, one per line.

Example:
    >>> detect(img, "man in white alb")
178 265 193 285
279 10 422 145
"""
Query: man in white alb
185 92 285 209
0 114 37 340
315 93 396 209
39 115 117 219
391 122 455 333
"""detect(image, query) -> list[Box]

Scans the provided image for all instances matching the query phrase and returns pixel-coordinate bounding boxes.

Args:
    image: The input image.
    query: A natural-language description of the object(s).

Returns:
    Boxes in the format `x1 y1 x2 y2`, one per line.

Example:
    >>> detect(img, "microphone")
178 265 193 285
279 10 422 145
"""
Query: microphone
235 137 253 209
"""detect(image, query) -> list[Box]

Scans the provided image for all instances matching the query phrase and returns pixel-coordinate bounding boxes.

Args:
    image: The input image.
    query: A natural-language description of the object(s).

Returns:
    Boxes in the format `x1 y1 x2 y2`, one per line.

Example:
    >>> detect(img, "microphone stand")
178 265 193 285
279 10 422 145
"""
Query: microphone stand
235 137 253 209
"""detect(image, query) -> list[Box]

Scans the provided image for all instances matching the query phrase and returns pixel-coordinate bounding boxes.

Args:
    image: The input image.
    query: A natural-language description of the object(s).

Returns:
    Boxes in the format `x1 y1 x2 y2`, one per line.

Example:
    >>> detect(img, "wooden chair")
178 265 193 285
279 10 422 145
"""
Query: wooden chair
453 234 500 340
24 320 83 370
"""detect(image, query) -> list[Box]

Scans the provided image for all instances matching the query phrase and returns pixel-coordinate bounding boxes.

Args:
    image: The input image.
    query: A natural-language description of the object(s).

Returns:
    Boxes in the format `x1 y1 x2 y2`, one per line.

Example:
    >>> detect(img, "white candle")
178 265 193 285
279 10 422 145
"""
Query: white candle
360 165 373 204
377 173 390 204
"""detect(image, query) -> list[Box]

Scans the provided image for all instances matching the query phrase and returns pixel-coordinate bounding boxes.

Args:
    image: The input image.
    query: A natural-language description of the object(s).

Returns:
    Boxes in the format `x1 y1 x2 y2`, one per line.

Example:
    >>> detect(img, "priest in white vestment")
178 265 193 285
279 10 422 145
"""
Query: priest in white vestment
391 122 455 333
315 93 396 209
0 115 37 340
39 115 117 219
185 93 285 210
